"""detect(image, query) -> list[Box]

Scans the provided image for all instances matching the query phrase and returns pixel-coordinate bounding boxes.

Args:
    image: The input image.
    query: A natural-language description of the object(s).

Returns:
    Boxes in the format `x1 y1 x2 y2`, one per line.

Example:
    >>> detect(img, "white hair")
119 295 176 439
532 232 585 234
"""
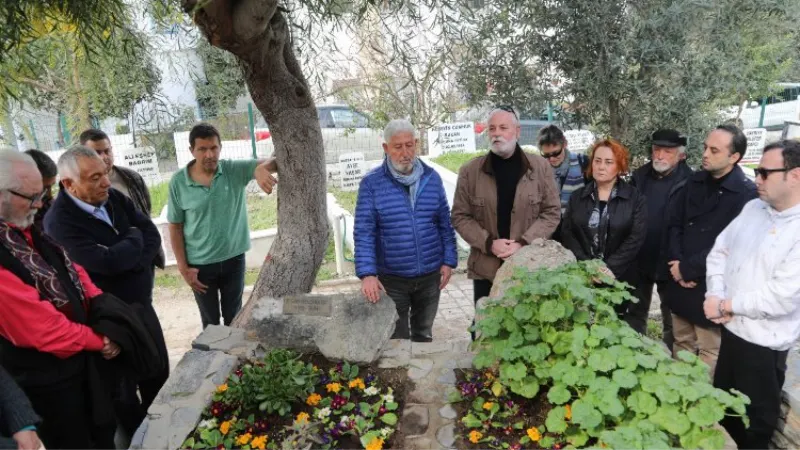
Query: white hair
58 145 103 180
383 119 417 143
677 146 686 154
487 107 520 126
0 150 38 192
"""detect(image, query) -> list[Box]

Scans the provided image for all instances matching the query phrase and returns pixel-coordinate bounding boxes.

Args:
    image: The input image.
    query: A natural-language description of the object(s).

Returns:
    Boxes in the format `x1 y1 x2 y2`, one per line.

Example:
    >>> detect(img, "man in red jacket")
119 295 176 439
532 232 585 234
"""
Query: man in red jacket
0 150 121 449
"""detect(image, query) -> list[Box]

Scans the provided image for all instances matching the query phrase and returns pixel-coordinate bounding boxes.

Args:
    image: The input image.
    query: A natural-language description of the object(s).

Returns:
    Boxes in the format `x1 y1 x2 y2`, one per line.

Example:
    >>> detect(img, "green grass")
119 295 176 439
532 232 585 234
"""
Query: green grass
431 151 482 174
247 194 279 230
149 182 169 218
329 187 358 214
646 318 663 341
154 267 261 288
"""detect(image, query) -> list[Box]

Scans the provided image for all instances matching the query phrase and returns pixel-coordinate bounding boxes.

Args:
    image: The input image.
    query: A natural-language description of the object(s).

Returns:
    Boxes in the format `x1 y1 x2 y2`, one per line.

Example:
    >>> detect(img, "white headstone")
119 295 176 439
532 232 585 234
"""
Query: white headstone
339 152 365 191
117 146 161 184
741 128 767 164
563 130 595 154
427 122 476 157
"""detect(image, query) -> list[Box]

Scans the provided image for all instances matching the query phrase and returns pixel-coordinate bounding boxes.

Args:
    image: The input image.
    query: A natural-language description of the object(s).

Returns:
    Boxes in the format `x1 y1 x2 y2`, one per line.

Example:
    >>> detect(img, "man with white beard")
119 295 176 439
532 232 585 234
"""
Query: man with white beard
626 129 693 348
451 106 560 339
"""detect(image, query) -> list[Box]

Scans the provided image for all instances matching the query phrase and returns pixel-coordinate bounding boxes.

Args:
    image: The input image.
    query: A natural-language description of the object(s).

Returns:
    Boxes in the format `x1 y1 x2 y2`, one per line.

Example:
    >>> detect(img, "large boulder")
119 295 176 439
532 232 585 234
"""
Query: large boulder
235 292 398 363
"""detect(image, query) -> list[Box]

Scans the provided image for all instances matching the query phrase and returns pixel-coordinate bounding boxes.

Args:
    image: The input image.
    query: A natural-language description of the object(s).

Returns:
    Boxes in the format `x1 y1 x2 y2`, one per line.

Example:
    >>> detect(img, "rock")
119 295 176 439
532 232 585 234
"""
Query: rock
439 404 457 420
405 437 434 450
379 339 411 368
488 239 576 299
400 404 430 436
192 325 260 359
408 385 439 404
412 341 452 356
236 292 398 363
408 358 435 381
436 423 456 448
437 368 456 385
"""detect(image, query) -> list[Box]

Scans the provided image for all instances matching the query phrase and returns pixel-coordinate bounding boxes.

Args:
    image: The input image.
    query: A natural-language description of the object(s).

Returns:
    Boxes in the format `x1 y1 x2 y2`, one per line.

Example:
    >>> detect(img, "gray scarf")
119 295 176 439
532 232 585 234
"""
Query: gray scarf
387 157 424 209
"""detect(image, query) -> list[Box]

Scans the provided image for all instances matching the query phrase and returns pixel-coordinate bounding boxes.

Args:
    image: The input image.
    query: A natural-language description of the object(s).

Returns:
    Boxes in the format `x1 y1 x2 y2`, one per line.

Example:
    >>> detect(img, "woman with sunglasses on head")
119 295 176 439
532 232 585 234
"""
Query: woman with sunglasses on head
560 138 647 316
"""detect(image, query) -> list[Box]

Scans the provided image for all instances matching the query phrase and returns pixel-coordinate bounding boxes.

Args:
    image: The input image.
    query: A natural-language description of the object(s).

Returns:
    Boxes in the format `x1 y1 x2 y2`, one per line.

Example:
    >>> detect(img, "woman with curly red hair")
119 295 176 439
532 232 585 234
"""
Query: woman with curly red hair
560 138 647 312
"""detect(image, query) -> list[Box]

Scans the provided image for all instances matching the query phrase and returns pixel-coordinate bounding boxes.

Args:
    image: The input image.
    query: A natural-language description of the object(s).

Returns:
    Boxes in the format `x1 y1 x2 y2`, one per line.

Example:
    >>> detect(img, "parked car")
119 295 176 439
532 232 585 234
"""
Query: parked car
317 105 384 164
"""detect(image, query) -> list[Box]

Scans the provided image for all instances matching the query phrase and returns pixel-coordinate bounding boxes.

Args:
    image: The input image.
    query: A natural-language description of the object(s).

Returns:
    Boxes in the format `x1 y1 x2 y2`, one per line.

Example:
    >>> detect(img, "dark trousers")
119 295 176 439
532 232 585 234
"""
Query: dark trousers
25 374 116 450
191 254 246 328
624 275 674 350
379 271 441 342
472 279 493 341
115 300 170 439
715 327 788 449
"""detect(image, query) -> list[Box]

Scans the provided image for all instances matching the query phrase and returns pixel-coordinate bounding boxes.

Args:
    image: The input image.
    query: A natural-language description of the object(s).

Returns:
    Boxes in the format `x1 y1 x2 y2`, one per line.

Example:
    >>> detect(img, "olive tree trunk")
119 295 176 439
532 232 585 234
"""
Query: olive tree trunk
183 0 329 300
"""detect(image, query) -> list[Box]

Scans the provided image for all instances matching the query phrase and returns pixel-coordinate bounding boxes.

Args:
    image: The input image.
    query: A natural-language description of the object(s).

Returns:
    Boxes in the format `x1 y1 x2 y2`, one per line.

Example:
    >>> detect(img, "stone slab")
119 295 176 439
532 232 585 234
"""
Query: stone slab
412 341 452 357
436 423 456 448
400 404 430 437
437 368 456 385
408 358 435 381
439 404 457 420
191 325 260 359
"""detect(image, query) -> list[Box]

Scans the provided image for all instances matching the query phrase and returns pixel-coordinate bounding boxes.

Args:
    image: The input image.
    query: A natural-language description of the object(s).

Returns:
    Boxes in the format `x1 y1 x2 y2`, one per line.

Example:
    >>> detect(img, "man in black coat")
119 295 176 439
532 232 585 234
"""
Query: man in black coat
44 145 169 442
662 124 756 376
628 129 693 348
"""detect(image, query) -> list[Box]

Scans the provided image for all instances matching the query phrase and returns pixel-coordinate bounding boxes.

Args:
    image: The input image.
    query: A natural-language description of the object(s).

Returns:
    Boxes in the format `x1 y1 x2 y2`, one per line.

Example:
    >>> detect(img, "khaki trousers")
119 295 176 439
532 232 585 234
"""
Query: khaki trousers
671 313 721 378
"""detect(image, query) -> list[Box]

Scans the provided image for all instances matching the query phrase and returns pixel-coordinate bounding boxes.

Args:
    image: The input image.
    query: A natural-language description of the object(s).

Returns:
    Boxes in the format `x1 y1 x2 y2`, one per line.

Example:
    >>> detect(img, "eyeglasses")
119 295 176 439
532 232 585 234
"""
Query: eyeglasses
495 105 518 119
7 189 47 208
541 147 565 159
754 167 790 180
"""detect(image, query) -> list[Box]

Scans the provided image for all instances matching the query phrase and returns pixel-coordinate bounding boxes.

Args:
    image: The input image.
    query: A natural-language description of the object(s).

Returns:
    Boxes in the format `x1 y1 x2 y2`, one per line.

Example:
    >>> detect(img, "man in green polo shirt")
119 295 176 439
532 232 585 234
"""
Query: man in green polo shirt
168 123 277 328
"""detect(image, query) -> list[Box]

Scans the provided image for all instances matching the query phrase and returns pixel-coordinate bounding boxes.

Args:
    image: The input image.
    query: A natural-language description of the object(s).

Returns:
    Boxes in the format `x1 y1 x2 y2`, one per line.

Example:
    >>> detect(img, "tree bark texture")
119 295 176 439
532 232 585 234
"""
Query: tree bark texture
184 0 329 301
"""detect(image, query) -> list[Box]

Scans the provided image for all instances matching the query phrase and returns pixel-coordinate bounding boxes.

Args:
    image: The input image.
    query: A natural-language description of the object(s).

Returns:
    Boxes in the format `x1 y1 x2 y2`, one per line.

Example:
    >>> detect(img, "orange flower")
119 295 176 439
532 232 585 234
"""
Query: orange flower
326 382 342 393
349 378 366 390
251 435 268 450
295 412 310 424
365 437 384 450
527 427 541 442
485 371 495 381
482 401 494 410
565 404 572 421
216 383 228 393
236 433 252 445
219 420 231 435
469 430 483 444
306 393 322 406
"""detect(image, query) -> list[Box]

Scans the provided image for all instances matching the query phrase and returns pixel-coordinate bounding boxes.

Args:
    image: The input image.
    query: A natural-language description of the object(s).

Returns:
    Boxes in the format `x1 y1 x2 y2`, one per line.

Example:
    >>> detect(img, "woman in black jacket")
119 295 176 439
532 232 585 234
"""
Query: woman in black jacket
561 138 647 320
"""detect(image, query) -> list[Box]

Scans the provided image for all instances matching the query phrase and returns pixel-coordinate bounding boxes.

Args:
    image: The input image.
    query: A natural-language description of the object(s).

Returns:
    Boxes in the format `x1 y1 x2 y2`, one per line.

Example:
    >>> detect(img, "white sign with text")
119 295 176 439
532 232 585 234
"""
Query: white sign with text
117 146 161 183
428 122 476 157
564 130 595 154
741 128 767 163
339 152 365 191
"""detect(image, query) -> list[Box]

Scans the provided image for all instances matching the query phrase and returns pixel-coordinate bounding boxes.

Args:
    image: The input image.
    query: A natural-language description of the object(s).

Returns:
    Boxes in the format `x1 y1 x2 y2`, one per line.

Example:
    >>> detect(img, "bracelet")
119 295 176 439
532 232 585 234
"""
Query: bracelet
717 299 726 317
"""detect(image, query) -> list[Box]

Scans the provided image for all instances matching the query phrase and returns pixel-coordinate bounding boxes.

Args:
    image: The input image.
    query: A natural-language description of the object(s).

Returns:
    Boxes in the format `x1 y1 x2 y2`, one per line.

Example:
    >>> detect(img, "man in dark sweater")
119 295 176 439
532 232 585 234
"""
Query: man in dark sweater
628 129 693 349
0 365 41 450
44 145 169 442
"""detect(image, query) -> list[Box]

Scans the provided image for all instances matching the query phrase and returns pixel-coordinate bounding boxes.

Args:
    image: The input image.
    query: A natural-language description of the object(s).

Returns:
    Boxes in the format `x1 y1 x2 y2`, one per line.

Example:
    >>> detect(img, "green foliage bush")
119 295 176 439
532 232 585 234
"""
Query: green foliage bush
471 261 748 449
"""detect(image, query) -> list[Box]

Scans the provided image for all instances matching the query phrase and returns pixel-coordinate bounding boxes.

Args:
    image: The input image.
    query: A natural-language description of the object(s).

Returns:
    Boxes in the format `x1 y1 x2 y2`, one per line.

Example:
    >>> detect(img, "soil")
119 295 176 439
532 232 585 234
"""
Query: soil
452 369 555 450
185 352 413 450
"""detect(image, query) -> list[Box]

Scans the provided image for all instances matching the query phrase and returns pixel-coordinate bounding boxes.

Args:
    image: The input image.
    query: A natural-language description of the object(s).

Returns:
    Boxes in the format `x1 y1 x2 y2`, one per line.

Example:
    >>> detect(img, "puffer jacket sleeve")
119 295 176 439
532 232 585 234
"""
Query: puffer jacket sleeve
354 176 379 278
434 176 458 268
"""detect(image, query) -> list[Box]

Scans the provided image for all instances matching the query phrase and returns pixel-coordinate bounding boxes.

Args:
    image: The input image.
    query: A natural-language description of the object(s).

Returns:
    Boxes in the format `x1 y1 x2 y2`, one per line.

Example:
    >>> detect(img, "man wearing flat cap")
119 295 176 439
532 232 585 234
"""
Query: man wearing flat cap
624 129 693 349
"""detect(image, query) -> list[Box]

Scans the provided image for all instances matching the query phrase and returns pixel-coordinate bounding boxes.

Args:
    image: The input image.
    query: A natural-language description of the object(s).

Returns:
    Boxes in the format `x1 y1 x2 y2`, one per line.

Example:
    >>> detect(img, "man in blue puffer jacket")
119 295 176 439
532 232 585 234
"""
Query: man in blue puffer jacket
355 119 458 342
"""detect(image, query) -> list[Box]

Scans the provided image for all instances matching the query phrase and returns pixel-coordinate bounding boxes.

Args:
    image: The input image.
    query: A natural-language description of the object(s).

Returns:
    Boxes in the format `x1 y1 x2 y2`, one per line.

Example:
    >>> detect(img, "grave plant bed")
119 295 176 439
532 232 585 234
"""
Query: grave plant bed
182 349 411 450
449 262 748 450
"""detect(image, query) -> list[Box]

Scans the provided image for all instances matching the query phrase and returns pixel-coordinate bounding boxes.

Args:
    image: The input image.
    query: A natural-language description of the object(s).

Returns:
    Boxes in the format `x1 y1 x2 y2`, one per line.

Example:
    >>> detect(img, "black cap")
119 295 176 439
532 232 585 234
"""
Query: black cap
651 129 687 147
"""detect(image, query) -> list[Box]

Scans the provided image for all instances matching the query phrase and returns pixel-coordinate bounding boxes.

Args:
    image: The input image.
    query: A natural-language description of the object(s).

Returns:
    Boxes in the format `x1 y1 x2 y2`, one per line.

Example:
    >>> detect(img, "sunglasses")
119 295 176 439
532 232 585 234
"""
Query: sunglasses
8 189 47 208
753 167 790 180
495 105 518 120
541 147 564 159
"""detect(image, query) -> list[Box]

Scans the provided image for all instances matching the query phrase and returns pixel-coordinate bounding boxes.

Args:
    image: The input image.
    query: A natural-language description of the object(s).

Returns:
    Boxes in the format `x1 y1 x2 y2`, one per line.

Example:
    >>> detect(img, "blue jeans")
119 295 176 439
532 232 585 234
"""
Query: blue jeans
379 271 441 342
191 254 246 328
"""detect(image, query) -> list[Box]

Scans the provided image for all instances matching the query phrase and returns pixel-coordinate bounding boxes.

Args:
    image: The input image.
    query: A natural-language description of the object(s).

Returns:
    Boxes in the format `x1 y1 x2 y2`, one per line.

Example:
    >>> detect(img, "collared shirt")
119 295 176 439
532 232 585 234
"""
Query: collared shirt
66 191 112 226
706 198 800 350
167 159 258 265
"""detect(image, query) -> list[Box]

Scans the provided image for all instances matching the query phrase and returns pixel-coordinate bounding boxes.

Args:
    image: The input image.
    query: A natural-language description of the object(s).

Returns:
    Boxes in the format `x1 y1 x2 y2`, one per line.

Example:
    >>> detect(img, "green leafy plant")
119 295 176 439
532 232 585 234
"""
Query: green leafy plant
462 261 749 449
221 349 318 417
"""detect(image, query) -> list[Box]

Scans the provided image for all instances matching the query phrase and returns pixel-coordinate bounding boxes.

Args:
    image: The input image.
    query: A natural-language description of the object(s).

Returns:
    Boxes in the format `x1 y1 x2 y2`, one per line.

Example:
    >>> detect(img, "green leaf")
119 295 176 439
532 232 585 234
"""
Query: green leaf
545 407 568 433
651 405 691 435
513 303 534 320
639 373 662 393
539 300 567 322
500 362 527 381
350 365 359 379
612 369 638 389
680 426 726 450
547 384 572 405
598 396 625 417
385 402 398 411
586 336 601 347
591 325 612 340
571 399 603 429
540 436 556 448
599 427 643 449
621 336 644 348
491 381 504 397
462 413 483 428
380 413 398 425
573 309 590 324
654 385 680 404
567 429 590 447
588 350 616 372
342 402 355 411
681 385 702 402
627 391 658 416
687 398 726 427
509 377 540 398
635 353 658 369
